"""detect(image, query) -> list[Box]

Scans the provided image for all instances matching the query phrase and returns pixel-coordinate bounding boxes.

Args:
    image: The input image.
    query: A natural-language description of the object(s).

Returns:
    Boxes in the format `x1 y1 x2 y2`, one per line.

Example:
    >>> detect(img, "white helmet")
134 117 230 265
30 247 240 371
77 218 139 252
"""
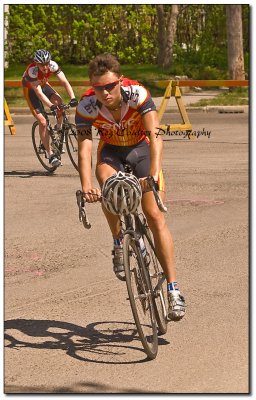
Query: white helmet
102 171 142 215
33 49 51 64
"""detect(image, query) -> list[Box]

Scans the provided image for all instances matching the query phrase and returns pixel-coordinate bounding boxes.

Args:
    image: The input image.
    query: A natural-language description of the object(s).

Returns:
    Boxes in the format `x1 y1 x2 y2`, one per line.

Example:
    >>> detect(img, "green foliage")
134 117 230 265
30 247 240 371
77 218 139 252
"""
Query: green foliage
6 5 157 65
5 4 249 80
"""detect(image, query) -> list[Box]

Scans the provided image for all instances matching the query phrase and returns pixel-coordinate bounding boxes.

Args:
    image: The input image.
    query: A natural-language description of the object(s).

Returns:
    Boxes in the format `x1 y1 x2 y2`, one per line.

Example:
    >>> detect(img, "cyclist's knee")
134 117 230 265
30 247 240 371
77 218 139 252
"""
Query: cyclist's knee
37 114 47 129
144 205 165 231
51 94 62 106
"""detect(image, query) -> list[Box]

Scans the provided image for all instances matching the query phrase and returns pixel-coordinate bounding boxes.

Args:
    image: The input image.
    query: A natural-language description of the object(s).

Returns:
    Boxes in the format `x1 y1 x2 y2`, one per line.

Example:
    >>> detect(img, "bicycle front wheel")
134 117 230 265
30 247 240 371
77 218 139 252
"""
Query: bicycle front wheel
123 233 158 359
31 121 57 173
143 226 168 335
65 124 78 171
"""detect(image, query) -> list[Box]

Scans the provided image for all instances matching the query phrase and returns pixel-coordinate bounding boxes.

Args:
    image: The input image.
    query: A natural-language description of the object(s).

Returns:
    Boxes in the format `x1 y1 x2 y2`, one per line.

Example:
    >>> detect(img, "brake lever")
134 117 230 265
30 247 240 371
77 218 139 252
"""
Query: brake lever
76 190 91 229
147 176 167 213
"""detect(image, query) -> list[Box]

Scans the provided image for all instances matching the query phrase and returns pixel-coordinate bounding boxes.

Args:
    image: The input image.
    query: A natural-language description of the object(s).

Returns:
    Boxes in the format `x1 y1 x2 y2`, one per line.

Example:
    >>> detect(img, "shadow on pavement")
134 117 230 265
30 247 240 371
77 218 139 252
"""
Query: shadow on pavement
4 170 77 178
4 318 169 366
4 170 54 178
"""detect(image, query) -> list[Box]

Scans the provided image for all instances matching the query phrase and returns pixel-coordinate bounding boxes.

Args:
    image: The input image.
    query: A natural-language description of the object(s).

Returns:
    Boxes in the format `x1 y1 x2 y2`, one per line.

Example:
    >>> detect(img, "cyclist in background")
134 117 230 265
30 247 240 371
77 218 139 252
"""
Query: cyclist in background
75 53 186 322
22 49 78 167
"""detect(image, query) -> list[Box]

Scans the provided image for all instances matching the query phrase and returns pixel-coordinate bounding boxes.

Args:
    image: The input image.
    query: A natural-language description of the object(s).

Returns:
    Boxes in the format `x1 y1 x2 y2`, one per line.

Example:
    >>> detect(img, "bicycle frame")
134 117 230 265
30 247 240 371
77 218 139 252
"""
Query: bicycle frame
32 103 78 172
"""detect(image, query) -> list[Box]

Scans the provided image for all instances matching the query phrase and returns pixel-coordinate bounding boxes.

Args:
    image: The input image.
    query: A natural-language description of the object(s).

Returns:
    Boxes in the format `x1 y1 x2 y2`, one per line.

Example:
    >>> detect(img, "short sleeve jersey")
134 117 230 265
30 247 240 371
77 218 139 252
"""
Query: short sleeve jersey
75 78 157 146
22 61 61 88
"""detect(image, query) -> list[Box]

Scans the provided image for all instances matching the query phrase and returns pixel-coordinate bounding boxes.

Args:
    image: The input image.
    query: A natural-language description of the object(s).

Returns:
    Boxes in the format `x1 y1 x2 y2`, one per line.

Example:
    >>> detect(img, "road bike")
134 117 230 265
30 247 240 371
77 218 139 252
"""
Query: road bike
76 170 168 360
32 104 78 173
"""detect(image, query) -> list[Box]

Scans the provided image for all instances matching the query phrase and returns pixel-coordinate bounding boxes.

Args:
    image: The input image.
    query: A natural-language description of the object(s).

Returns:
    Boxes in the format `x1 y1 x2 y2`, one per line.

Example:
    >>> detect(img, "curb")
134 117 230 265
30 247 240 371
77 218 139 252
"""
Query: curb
186 105 248 113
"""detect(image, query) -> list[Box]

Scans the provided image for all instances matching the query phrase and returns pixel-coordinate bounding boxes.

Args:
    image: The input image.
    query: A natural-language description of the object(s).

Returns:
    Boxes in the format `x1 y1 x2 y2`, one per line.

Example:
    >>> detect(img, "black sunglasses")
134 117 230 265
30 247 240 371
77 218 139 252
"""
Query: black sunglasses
93 80 120 92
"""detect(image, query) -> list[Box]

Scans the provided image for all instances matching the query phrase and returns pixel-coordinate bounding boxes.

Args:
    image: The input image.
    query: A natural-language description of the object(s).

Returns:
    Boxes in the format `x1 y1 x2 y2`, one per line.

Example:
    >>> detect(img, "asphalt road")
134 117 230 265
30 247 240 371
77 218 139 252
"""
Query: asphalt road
4 110 249 394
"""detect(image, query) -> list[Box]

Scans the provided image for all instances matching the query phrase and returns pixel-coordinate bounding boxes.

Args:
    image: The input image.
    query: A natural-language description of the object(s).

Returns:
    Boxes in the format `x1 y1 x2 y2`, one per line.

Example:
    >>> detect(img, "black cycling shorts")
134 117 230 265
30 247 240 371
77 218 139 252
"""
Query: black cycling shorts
23 83 58 114
97 139 165 191
98 139 150 178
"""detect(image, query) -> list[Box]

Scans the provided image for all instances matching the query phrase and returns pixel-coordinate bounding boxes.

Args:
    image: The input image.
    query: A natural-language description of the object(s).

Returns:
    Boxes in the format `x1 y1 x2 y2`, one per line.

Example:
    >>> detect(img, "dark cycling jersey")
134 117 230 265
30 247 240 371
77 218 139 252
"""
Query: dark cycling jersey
75 78 157 147
22 61 61 88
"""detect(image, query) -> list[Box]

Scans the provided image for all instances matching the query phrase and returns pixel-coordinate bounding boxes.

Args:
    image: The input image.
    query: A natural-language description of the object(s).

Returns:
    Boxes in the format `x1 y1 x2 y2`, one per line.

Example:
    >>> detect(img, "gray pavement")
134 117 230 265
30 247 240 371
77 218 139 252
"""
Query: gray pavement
4 111 249 393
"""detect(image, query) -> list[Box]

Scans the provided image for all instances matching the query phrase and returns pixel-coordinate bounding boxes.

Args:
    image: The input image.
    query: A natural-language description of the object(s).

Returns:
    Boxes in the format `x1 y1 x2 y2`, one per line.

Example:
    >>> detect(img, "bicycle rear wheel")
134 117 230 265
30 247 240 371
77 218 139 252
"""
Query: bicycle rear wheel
65 124 78 171
143 226 168 335
31 121 57 173
123 233 158 359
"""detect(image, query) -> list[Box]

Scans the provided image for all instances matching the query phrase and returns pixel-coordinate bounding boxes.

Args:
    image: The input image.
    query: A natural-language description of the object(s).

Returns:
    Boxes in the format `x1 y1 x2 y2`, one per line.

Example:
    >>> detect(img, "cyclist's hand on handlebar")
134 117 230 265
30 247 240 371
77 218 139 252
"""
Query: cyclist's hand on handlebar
83 188 101 203
69 98 78 107
50 104 59 112
139 177 150 192
139 176 158 193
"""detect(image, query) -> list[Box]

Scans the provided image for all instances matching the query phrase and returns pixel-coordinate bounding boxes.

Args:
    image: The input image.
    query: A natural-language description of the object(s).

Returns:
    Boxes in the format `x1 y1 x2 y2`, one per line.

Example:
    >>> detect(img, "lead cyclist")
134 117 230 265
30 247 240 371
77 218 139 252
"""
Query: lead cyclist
75 53 185 322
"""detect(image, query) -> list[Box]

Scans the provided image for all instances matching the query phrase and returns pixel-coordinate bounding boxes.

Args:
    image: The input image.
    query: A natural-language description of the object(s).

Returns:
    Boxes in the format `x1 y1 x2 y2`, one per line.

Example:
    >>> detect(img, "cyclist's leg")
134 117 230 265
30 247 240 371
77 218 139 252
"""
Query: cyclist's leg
141 190 176 283
96 144 123 238
125 139 175 281
23 87 51 155
96 142 126 279
43 84 63 128
130 140 185 320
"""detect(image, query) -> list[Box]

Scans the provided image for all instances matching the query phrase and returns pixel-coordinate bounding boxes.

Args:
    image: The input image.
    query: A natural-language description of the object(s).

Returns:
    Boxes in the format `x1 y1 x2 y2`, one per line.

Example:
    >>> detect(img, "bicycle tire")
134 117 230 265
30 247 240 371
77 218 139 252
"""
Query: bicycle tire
143 226 168 335
65 123 78 171
31 121 57 173
123 233 158 359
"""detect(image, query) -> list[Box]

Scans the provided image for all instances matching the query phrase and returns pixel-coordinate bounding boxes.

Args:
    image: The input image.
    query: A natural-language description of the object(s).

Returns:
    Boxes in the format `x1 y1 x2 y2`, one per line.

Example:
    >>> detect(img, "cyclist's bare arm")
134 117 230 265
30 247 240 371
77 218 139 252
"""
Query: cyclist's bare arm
31 81 54 109
142 110 163 181
56 70 75 99
77 126 101 202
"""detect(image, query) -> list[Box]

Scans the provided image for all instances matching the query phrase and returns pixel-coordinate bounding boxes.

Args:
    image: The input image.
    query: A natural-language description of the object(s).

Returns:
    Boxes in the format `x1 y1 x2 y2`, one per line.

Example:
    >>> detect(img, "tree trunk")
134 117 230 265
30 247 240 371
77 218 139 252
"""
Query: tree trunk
156 5 166 67
226 5 245 80
163 5 179 68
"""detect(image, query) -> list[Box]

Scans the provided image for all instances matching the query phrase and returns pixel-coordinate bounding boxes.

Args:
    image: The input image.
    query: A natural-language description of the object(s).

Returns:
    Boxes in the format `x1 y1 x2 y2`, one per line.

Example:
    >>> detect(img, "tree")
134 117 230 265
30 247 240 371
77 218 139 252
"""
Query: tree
226 5 245 80
156 5 179 68
4 4 9 68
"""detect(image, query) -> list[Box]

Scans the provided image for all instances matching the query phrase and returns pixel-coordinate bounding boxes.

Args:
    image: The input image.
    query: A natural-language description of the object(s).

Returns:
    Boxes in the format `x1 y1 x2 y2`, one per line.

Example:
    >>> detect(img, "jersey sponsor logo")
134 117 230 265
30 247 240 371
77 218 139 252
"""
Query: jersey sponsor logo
124 88 140 104
49 60 59 73
83 98 97 114
28 66 39 79
97 118 144 139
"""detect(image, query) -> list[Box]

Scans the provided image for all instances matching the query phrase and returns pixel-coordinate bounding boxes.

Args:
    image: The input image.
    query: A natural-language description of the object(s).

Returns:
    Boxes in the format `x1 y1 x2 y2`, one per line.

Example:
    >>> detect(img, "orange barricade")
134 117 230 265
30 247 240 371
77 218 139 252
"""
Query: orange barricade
4 79 249 135
4 98 16 135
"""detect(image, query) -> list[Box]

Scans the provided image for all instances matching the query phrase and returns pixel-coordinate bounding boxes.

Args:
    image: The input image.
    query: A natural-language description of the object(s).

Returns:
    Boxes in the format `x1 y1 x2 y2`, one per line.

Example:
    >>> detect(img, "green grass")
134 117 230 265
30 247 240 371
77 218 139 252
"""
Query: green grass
190 88 249 107
4 63 249 107
4 63 170 106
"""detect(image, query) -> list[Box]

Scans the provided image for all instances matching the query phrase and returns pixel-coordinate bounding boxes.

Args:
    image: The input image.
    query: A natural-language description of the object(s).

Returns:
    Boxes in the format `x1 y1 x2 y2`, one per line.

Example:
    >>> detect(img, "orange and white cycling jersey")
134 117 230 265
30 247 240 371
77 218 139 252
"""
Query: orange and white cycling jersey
22 61 61 88
75 78 157 146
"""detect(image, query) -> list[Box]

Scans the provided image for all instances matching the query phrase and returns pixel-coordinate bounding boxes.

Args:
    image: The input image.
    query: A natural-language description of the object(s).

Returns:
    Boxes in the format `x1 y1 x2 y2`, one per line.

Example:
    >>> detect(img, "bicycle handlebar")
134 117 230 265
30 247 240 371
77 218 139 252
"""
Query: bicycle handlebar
76 190 92 229
76 175 167 230
44 103 71 116
147 176 167 213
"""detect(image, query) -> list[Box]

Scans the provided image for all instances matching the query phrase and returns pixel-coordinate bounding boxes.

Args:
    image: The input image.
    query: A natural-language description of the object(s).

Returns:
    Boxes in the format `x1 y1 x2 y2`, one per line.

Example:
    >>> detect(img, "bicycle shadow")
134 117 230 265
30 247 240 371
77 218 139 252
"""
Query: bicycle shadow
4 170 77 178
4 319 169 364
4 170 54 178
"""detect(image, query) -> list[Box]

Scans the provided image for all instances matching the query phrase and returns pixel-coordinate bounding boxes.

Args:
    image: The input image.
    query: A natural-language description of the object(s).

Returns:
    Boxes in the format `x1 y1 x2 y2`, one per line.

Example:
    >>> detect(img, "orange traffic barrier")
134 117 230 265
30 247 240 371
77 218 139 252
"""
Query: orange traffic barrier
4 79 248 136
4 98 16 135
4 80 90 87
155 79 249 88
